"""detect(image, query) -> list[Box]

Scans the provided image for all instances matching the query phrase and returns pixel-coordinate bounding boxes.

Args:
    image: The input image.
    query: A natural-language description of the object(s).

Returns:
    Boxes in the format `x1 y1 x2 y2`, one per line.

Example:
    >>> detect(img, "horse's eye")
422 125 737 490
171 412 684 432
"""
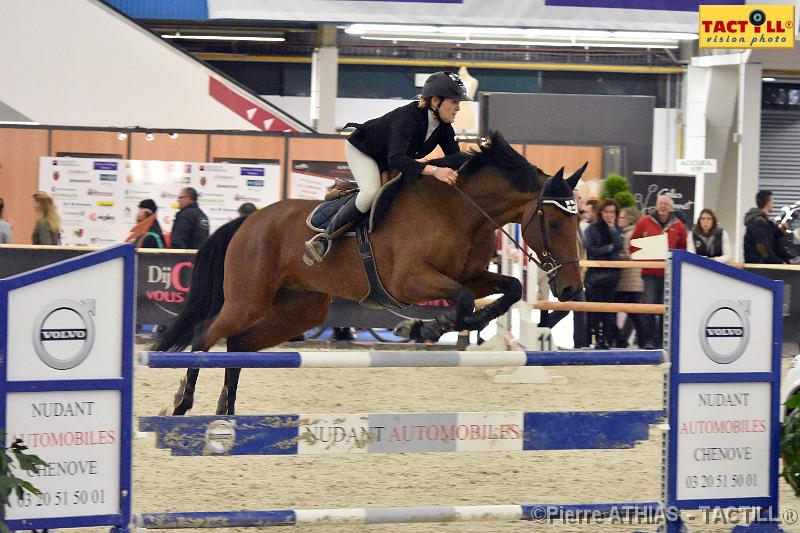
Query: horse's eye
549 220 560 230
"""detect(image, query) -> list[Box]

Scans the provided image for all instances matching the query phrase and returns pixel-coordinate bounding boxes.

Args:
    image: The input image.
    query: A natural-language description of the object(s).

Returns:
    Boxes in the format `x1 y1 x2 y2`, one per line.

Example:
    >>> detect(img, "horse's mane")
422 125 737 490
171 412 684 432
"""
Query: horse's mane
430 131 542 193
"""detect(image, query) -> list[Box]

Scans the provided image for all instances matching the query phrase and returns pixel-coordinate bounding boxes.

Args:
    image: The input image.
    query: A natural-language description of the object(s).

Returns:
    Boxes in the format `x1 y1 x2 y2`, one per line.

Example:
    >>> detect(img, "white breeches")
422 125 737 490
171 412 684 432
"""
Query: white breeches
345 141 382 213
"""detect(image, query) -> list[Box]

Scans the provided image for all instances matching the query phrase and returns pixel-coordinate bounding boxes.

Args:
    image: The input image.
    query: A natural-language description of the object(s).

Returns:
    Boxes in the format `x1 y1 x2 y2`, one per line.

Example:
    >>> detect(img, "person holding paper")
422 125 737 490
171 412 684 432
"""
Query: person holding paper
631 194 687 349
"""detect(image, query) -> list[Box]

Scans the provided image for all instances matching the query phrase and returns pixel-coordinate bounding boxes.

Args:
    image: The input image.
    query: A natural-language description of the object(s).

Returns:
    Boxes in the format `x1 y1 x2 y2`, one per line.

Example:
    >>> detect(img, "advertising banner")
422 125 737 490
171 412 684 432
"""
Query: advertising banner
0 245 134 531
288 160 354 200
666 251 782 514
39 158 281 247
631 172 696 224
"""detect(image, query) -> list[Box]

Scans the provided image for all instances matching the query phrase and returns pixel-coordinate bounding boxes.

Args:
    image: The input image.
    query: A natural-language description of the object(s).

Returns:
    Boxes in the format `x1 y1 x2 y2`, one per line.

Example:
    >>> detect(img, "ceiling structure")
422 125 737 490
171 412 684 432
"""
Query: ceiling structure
144 20 693 72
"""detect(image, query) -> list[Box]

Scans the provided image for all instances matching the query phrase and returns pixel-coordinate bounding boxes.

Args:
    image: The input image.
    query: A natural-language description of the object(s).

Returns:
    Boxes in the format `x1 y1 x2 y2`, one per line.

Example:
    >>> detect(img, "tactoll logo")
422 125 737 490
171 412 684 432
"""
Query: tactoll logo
699 300 750 364
699 5 794 48
32 299 95 370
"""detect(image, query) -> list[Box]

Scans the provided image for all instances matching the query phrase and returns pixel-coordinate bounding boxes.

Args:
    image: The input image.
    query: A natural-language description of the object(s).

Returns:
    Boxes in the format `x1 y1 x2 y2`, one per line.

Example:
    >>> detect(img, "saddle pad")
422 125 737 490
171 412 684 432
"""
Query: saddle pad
306 192 357 233
369 174 403 233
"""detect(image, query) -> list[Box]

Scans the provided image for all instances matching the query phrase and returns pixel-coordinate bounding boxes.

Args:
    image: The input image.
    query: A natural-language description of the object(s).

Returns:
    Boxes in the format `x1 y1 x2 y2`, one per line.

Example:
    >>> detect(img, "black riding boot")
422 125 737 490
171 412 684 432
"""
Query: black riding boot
304 195 365 264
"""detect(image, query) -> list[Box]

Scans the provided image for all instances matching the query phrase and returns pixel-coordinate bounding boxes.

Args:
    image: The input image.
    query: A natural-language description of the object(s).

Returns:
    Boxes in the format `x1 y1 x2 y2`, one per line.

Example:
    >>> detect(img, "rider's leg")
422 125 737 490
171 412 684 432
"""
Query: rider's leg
304 142 381 263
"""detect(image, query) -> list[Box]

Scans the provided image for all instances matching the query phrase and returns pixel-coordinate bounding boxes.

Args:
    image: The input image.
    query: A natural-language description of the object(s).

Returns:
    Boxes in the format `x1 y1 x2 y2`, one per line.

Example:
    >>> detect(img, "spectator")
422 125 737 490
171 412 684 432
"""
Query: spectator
631 194 687 349
583 199 623 349
238 202 257 218
0 197 12 244
580 198 598 233
614 206 645 348
32 191 60 245
170 187 209 249
688 208 731 263
136 199 165 248
744 190 792 264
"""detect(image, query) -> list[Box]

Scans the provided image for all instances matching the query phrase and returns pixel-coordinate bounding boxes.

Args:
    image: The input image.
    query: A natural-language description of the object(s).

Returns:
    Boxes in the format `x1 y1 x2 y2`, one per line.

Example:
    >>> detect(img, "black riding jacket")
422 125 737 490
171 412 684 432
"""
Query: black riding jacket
346 101 460 180
171 202 209 249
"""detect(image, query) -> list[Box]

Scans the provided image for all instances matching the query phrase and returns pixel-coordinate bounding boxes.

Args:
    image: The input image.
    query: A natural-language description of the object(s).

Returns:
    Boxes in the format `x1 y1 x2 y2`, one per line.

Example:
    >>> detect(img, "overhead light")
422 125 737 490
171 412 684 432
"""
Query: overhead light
117 133 128 141
145 133 154 141
345 24 695 49
168 133 179 139
763 77 777 81
162 33 285 42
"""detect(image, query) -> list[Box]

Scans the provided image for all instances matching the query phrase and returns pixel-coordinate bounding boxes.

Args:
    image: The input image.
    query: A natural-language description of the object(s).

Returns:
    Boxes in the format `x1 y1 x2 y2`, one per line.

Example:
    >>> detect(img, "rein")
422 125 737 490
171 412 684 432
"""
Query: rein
451 162 579 281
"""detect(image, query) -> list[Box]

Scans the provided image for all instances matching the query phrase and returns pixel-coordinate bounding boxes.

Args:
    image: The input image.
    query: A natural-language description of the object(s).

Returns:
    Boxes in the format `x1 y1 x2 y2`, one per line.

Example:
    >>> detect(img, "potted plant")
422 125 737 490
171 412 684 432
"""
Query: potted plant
601 173 636 208
1 433 46 533
781 393 800 494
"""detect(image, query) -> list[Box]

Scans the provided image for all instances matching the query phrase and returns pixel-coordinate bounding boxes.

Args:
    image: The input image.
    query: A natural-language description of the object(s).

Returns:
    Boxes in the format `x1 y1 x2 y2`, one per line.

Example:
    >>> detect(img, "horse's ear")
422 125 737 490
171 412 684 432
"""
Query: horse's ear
566 161 588 189
553 167 564 181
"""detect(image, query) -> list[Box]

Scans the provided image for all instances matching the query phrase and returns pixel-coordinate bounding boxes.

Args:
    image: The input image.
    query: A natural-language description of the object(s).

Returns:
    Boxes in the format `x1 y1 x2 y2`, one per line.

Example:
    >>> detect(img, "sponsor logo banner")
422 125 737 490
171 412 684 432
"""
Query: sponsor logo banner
699 4 794 48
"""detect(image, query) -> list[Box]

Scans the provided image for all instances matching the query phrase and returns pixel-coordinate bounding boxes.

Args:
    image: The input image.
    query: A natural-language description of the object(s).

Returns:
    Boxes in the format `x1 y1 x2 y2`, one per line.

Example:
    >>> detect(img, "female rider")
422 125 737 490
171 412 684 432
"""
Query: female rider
303 71 469 264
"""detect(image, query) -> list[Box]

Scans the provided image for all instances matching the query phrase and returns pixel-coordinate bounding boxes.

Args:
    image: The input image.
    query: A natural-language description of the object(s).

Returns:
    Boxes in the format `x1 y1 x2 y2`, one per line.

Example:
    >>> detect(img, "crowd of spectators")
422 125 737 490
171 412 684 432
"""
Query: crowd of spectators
537 188 800 350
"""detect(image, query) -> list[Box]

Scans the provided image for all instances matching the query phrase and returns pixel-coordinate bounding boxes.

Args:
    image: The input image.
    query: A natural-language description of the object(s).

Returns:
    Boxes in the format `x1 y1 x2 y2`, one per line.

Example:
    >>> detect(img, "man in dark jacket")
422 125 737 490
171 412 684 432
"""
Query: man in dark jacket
171 187 209 249
744 190 792 264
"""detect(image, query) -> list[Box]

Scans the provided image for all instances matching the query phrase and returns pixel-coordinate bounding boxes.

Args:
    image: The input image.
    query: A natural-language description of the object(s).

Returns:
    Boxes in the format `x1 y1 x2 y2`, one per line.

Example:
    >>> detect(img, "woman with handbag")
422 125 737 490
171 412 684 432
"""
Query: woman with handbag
583 199 623 349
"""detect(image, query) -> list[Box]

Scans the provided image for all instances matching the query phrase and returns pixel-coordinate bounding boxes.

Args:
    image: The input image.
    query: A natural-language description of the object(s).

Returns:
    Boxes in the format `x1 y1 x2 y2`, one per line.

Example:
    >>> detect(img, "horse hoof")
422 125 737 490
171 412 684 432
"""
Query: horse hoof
393 319 421 339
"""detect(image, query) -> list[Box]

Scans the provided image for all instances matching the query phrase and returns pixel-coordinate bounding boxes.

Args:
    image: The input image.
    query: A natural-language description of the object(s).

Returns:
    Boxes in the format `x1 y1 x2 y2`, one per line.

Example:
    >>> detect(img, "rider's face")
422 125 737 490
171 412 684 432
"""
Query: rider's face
433 97 461 123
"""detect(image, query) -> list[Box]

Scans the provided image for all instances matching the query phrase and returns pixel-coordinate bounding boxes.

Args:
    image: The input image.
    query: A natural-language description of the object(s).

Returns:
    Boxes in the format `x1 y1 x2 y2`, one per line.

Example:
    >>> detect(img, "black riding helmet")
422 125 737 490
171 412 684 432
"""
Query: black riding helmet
421 71 471 102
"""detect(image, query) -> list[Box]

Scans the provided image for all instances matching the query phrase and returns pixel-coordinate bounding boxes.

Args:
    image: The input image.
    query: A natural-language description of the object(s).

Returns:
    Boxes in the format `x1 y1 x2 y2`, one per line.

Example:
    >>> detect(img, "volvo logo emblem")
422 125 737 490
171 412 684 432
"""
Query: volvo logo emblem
32 299 96 370
699 299 750 364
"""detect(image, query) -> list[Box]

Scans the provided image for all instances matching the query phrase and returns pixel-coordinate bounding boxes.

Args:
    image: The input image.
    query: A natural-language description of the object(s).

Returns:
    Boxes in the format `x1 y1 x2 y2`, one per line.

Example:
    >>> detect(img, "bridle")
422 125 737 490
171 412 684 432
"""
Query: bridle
452 178 580 282
520 193 581 281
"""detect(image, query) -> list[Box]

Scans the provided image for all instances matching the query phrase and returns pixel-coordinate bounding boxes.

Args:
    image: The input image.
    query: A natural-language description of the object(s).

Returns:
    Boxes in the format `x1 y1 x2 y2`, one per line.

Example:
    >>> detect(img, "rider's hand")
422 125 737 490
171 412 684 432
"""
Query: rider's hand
432 166 458 186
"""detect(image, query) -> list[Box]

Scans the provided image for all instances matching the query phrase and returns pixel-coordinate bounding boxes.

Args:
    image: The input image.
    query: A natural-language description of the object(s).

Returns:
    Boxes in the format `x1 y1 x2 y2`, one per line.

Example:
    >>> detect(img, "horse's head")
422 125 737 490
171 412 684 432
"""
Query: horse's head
520 163 587 301
442 132 585 300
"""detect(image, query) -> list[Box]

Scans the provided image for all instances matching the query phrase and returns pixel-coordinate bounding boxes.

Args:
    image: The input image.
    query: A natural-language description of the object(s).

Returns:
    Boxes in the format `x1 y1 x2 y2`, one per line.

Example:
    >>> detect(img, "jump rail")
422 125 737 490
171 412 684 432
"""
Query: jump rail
135 501 662 528
532 301 665 314
139 409 664 456
138 349 666 369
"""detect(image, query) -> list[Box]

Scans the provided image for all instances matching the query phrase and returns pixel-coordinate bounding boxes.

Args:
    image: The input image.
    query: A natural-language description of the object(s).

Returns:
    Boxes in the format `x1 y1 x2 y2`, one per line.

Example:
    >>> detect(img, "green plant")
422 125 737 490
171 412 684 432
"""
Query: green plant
782 393 800 495
601 174 636 208
1 432 46 533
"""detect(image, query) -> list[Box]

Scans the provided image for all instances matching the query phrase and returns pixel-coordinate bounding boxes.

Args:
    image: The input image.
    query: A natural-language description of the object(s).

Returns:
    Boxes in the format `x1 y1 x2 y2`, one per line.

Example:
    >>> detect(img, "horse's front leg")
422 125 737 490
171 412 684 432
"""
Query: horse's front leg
393 272 477 343
461 270 523 332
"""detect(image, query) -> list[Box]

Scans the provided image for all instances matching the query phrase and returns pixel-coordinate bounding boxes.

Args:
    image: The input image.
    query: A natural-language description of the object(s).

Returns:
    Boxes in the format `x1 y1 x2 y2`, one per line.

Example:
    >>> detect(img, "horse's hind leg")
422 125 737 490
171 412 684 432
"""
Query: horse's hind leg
215 289 332 415
171 320 219 415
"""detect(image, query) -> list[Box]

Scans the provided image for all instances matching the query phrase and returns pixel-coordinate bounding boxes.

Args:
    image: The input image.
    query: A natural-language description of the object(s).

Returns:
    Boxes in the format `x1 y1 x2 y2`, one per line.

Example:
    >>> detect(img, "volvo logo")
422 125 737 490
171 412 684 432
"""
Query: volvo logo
32 299 96 370
699 299 750 364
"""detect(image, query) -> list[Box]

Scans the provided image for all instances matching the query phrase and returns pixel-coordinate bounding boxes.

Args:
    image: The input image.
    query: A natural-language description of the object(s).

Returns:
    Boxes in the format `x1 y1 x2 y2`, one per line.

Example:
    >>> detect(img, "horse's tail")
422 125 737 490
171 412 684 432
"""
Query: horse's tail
153 216 248 352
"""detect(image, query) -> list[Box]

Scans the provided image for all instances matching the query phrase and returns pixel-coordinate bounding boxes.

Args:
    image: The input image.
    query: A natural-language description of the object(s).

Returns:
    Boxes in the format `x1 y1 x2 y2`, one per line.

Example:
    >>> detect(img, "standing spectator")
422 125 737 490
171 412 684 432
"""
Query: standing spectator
583 199 623 349
170 187 209 249
580 198 598 234
0 197 12 244
688 208 731 263
744 190 792 264
32 191 60 245
136 199 165 248
614 207 645 348
238 202 257 218
631 194 687 349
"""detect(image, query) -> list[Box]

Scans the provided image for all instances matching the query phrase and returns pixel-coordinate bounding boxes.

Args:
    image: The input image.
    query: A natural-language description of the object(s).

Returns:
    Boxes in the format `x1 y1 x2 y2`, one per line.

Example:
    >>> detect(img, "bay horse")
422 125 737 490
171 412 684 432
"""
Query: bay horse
155 132 585 416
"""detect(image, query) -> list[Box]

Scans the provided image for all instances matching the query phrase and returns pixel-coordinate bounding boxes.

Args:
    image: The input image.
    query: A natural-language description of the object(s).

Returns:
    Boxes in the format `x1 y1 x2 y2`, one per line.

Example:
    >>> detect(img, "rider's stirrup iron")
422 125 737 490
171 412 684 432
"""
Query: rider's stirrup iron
303 233 329 265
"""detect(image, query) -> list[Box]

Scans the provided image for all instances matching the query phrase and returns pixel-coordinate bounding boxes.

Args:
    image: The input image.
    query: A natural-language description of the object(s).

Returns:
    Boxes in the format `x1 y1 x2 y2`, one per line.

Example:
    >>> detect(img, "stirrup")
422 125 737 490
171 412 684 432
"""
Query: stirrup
303 234 330 265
